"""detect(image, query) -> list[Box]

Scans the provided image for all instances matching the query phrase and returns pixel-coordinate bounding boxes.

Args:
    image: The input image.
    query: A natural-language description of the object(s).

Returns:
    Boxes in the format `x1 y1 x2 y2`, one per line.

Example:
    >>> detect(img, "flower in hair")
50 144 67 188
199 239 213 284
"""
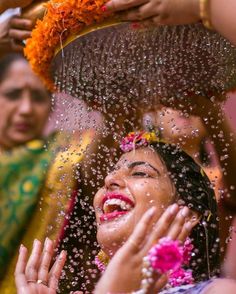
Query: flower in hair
148 237 183 274
120 131 159 153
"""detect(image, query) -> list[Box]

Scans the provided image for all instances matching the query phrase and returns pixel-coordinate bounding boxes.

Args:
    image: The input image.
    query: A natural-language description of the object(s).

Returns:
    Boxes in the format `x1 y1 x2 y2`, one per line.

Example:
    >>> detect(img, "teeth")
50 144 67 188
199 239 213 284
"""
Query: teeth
103 199 132 213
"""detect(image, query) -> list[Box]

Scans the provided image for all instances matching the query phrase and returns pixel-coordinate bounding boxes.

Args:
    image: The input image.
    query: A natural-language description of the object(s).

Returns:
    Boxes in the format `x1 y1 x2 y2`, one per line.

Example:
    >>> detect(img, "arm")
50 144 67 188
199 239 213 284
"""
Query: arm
222 217 236 279
180 95 236 209
203 102 236 208
210 0 236 46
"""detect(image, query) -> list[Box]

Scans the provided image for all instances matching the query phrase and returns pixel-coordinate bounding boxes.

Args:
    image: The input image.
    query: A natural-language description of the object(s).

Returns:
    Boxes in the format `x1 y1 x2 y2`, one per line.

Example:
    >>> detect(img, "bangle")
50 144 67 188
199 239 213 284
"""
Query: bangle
199 0 213 30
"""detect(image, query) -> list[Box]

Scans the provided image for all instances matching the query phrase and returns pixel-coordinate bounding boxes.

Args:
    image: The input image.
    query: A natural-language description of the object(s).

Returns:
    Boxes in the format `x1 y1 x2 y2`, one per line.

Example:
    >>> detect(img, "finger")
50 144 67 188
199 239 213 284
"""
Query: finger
48 250 67 290
10 17 33 30
25 239 42 281
122 1 161 21
167 206 190 240
11 39 24 52
105 0 148 12
38 238 54 284
178 220 197 243
139 17 158 28
15 245 28 288
144 204 179 251
153 274 168 292
126 206 157 252
9 29 31 41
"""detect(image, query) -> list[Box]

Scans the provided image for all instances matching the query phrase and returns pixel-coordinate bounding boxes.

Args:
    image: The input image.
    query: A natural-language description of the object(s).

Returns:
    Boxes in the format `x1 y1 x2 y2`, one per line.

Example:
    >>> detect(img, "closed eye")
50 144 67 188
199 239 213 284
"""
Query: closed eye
131 172 152 178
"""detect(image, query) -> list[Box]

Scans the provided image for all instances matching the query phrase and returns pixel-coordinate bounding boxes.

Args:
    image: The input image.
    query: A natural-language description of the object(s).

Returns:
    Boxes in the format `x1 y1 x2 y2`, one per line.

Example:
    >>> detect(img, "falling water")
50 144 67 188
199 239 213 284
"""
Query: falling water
52 23 236 112
45 22 236 293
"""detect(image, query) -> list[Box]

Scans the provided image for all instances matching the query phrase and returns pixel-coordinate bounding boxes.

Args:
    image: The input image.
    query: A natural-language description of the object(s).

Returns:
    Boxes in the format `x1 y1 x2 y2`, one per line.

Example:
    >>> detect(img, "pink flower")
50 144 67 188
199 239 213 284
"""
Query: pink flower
183 238 194 265
148 237 183 274
120 132 148 152
169 268 194 287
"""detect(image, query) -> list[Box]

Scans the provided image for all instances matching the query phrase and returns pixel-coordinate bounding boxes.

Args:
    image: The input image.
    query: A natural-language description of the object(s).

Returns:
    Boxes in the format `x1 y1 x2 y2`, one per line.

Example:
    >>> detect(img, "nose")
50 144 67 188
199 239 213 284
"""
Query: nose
18 93 33 116
104 169 126 191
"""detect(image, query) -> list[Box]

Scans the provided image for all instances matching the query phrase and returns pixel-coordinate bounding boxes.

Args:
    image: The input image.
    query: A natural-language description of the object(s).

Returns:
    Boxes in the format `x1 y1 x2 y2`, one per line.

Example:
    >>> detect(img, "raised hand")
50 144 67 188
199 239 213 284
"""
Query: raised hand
95 204 199 294
15 239 67 294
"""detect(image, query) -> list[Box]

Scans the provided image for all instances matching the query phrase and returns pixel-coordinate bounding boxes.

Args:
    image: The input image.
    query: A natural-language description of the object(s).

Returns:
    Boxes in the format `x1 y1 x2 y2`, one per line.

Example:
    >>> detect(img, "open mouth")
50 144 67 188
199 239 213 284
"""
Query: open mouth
100 193 134 222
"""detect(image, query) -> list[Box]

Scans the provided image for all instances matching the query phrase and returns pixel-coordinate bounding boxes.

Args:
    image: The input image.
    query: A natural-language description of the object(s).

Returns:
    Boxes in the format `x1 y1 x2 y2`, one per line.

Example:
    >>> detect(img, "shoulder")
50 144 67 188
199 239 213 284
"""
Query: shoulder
203 278 236 294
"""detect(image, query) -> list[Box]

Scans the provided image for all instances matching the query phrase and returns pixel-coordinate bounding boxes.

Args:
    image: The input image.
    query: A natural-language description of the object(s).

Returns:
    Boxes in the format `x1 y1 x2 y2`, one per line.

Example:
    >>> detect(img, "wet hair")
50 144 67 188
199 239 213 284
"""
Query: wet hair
0 54 26 84
150 141 220 282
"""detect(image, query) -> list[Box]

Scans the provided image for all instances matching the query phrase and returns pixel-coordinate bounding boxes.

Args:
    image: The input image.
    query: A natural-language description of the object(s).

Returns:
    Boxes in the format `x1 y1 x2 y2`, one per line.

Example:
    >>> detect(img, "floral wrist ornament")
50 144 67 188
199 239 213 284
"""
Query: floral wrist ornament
133 237 194 294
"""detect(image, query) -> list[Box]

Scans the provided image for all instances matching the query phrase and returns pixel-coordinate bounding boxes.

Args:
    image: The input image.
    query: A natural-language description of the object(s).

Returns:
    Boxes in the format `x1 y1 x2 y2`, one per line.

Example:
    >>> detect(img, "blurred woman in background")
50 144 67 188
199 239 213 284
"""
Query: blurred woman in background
0 54 94 293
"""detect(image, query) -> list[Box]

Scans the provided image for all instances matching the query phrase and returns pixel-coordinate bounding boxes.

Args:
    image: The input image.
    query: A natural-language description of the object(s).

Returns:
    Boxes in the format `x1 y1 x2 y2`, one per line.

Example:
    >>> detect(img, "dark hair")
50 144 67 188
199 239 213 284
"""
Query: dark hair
0 54 26 83
150 141 220 282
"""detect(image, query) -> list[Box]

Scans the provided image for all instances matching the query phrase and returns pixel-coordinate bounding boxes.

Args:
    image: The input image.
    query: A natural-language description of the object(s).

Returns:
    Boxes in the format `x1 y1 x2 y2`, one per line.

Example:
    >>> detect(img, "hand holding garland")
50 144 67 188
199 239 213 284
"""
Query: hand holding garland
104 0 236 46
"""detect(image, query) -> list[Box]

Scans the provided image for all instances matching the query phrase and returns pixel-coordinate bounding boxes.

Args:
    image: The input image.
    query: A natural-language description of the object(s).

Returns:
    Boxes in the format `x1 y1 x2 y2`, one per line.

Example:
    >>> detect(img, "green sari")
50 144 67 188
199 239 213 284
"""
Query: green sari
0 130 94 293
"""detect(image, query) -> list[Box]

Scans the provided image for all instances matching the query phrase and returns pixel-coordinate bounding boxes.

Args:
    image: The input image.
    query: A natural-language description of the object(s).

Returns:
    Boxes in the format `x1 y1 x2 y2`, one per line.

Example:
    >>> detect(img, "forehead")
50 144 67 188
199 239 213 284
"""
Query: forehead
117 147 167 173
1 60 45 89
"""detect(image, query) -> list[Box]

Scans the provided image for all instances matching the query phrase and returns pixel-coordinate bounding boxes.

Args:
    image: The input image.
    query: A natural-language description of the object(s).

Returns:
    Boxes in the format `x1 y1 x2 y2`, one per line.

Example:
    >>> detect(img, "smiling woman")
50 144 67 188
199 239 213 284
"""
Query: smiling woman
94 134 219 284
14 131 236 294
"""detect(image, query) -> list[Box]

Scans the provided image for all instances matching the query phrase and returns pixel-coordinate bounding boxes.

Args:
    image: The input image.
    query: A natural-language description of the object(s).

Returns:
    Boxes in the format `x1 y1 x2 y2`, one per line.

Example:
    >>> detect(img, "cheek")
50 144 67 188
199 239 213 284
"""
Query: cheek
131 180 173 210
34 105 51 123
0 103 12 129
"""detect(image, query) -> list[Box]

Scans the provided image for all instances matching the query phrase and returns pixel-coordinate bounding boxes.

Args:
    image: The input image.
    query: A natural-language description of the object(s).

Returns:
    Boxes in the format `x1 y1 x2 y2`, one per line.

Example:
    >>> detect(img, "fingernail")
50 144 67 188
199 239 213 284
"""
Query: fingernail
131 22 141 29
19 244 24 252
60 250 67 258
191 215 198 222
185 221 193 231
45 237 49 246
181 207 189 218
33 239 38 246
101 5 107 12
45 237 52 249
147 206 156 217
169 204 178 215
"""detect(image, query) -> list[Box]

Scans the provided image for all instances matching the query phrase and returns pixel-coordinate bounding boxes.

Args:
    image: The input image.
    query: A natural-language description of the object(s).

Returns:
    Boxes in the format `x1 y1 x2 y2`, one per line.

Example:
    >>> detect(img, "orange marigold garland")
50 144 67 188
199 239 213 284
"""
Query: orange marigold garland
24 0 110 90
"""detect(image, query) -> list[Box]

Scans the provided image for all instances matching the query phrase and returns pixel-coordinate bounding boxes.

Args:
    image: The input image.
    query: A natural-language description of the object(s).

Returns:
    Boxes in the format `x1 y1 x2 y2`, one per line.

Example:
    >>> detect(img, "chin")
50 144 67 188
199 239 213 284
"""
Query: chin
11 133 37 145
96 211 134 256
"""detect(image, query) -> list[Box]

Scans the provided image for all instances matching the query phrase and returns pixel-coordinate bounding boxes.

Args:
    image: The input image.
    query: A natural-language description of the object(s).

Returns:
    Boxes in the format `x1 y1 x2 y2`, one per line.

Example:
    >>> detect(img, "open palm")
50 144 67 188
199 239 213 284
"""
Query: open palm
15 239 66 294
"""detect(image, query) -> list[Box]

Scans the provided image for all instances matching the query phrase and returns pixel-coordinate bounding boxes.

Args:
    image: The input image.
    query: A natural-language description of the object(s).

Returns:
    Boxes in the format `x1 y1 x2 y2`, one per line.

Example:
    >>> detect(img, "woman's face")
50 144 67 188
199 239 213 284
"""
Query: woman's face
0 59 51 149
94 147 175 256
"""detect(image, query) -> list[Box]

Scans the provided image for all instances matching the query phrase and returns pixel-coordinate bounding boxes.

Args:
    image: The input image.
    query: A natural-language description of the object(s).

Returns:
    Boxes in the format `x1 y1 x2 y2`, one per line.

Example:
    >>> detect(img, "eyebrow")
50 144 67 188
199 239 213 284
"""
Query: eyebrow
127 161 160 175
